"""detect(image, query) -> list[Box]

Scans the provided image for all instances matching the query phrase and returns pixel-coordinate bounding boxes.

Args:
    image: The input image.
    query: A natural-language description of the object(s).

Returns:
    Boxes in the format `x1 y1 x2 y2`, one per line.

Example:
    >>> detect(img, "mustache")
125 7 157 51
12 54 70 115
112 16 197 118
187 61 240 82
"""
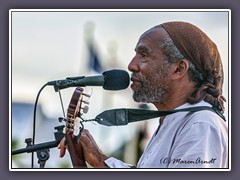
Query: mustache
131 72 146 82
131 73 152 85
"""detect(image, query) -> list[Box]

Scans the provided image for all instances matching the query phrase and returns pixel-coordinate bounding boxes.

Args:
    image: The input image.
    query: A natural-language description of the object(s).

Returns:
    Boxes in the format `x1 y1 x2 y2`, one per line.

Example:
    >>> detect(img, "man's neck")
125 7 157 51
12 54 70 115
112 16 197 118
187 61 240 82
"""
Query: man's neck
153 81 196 111
153 97 187 111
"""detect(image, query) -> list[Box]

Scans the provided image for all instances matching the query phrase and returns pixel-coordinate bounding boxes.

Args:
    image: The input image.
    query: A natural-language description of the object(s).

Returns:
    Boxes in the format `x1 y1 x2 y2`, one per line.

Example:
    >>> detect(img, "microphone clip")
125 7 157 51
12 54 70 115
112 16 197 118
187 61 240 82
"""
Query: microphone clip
49 76 85 92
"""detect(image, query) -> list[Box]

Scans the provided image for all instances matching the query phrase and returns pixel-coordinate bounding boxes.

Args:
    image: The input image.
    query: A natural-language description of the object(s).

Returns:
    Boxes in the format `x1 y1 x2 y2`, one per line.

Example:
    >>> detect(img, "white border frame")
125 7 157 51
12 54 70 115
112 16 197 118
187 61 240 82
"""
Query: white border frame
9 9 231 172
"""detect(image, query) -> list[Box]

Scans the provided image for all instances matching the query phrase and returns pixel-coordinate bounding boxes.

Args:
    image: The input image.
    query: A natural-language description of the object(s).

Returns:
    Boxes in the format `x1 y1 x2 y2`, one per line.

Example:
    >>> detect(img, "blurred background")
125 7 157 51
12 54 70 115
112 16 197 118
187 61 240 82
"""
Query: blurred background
10 10 229 168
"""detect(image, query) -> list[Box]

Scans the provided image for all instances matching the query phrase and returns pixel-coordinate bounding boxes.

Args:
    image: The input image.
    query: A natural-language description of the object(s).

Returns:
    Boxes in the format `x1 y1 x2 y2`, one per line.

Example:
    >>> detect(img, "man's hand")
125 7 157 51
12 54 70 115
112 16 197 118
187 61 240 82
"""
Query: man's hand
58 129 108 168
58 133 87 168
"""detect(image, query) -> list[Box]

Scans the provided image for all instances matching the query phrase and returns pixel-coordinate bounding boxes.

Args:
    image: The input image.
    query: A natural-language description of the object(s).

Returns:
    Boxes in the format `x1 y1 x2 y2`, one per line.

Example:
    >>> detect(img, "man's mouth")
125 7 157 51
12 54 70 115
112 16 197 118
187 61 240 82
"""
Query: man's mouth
130 77 142 90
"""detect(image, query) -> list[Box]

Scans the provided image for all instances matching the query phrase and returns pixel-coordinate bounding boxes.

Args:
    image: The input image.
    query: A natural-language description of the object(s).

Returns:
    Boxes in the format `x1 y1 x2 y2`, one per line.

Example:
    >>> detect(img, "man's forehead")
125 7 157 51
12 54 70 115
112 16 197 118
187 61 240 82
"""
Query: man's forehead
134 44 149 52
138 27 168 43
135 27 168 50
140 26 167 39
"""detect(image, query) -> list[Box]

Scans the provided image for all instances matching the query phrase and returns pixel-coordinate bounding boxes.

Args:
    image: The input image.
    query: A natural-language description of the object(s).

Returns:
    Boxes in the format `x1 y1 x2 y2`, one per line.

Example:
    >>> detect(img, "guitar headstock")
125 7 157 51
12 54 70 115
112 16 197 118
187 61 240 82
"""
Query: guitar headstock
63 87 90 139
62 87 90 167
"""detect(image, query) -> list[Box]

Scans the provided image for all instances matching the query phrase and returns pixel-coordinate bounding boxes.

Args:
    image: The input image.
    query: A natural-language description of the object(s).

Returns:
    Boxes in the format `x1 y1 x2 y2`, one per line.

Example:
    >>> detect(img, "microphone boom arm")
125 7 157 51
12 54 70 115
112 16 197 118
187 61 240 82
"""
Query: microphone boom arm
12 125 65 155
48 75 105 92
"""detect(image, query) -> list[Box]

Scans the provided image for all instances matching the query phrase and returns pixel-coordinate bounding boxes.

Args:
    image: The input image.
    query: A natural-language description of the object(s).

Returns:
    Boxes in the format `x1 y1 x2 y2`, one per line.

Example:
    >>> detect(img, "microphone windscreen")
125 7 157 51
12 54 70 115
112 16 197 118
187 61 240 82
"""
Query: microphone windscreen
102 69 130 90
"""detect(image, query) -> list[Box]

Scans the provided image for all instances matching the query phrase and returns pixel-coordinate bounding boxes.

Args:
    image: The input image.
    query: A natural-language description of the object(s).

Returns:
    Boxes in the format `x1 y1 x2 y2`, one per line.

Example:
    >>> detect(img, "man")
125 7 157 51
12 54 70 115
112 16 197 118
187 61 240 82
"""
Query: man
58 21 228 168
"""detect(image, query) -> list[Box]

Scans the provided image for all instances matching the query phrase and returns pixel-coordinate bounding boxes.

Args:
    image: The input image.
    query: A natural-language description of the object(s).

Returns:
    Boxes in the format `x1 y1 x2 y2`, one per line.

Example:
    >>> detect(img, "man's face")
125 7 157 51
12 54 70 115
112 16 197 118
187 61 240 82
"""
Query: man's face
128 27 172 103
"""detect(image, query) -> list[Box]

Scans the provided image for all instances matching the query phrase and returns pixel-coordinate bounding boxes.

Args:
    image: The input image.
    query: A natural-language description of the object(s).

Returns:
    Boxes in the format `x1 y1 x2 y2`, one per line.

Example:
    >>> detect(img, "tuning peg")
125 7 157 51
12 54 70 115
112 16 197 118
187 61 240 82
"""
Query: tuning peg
73 128 80 136
82 100 90 105
63 127 66 134
73 120 80 136
74 117 81 125
81 105 89 114
82 93 91 98
58 117 66 122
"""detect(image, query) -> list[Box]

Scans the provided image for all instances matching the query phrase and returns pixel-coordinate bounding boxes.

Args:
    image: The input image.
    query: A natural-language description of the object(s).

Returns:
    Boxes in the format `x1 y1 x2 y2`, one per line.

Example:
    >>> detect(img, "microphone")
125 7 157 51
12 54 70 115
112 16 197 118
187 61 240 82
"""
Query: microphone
47 69 130 91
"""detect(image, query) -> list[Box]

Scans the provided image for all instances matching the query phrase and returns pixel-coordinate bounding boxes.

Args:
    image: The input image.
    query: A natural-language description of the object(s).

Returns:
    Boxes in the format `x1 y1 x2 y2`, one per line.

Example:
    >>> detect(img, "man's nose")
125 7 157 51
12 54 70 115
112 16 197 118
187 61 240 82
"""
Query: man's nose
128 55 139 72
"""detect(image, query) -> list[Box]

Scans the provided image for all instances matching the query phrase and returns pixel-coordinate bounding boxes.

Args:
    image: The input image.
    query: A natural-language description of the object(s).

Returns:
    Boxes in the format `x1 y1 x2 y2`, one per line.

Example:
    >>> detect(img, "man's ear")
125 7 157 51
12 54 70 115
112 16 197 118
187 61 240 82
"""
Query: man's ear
171 59 189 80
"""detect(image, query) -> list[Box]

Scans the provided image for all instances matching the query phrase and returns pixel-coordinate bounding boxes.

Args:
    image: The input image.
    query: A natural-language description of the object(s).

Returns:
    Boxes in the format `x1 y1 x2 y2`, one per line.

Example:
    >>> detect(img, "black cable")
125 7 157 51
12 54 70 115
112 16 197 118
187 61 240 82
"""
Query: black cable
32 83 48 168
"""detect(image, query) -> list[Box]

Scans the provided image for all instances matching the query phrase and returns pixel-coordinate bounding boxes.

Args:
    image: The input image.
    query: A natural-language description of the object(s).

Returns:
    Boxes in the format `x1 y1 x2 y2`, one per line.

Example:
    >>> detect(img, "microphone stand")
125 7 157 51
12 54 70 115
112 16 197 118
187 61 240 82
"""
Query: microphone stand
12 125 65 168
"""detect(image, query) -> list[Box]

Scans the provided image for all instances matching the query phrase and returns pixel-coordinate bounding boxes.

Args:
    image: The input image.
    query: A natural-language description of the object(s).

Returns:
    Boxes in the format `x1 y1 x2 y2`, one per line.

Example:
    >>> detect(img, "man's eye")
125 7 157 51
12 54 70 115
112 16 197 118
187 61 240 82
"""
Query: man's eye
141 52 147 58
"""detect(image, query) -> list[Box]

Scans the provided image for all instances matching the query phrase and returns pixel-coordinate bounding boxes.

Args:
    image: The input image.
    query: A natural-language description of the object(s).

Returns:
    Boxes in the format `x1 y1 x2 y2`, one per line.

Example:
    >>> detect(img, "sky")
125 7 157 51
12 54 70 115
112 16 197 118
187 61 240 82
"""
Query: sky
10 9 230 167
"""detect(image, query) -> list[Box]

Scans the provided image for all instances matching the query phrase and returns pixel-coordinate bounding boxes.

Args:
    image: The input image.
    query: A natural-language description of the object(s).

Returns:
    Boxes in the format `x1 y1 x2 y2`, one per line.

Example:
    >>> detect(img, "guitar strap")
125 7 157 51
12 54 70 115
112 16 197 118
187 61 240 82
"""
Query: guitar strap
95 106 226 126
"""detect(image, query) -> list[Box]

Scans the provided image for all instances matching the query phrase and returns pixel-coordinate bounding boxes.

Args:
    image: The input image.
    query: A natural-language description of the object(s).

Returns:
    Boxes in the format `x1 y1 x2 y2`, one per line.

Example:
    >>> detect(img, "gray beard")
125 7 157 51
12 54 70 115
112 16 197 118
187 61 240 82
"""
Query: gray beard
132 71 169 103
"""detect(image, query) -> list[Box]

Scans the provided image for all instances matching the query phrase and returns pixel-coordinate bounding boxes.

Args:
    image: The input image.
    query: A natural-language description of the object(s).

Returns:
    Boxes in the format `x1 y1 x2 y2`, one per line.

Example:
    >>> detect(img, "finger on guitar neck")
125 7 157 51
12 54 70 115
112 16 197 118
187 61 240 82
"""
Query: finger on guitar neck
65 133 87 168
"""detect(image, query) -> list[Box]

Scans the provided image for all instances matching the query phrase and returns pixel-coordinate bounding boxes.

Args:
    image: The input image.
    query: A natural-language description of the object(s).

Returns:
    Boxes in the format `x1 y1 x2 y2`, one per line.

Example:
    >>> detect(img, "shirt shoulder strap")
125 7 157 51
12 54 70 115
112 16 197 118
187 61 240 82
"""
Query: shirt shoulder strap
95 106 226 126
127 106 226 123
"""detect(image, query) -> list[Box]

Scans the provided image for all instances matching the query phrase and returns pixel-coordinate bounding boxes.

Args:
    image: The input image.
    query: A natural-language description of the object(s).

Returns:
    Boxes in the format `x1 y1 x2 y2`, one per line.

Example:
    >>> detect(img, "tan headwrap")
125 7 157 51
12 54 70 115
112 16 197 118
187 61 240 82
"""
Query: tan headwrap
161 21 226 113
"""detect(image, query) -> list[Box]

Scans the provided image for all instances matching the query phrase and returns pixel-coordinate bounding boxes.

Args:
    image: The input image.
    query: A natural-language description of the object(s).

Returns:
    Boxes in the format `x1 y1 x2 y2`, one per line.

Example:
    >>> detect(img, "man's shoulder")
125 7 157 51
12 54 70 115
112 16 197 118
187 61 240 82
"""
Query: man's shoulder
188 109 220 123
184 109 227 134
177 100 224 126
